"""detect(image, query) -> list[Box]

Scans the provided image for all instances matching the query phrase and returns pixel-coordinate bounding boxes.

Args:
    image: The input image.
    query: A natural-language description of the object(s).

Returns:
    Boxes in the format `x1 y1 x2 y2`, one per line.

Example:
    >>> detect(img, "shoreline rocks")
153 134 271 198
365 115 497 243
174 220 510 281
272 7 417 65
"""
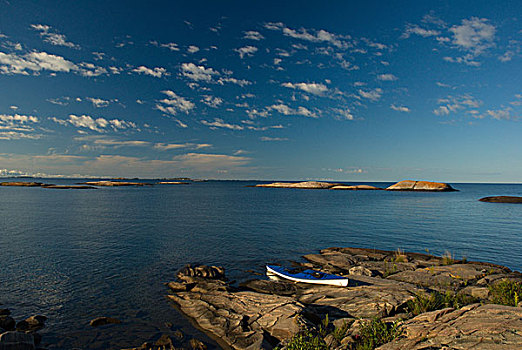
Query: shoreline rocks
255 181 338 189
0 309 47 350
167 247 521 349
386 180 457 192
479 196 522 203
80 181 152 187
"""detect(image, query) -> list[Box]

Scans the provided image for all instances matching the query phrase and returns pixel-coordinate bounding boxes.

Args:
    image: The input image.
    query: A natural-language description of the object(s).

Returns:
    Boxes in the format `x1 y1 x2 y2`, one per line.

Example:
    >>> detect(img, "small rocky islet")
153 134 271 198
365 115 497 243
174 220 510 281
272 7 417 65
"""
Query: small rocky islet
166 247 522 350
254 180 457 191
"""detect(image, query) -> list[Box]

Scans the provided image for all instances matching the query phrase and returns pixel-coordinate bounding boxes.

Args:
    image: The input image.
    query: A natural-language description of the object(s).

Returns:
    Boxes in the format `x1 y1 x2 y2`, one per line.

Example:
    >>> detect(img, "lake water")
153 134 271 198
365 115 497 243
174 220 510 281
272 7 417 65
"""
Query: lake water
1 179 521 349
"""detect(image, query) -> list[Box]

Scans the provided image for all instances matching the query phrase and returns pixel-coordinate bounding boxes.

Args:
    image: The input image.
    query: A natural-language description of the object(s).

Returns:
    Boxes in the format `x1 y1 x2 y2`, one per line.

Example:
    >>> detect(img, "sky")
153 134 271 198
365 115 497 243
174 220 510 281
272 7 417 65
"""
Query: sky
0 0 521 182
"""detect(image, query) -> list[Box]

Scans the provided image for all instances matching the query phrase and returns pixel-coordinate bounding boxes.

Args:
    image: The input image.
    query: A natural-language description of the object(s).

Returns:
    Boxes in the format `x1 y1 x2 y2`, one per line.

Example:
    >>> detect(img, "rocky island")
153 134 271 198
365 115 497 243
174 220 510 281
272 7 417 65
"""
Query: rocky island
479 196 522 203
385 180 457 192
166 247 522 349
254 180 457 192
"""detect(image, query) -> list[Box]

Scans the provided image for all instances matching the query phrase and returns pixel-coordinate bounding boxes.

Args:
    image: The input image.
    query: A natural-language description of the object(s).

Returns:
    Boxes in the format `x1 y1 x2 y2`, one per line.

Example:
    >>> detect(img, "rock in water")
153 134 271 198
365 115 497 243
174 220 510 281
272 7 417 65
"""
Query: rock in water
386 180 457 191
0 315 16 331
0 331 36 350
330 185 383 190
177 264 225 280
479 196 522 203
16 315 46 332
255 181 336 189
89 316 121 327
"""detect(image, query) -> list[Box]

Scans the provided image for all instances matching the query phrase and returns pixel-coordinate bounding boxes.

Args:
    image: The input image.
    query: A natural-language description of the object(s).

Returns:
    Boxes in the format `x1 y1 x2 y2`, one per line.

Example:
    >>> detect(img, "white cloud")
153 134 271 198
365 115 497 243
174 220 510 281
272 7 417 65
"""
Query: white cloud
154 143 211 151
450 17 496 55
156 90 195 115
86 97 110 108
433 94 481 116
201 95 223 108
359 88 383 101
235 46 258 59
217 76 251 86
91 139 149 147
269 104 318 118
498 50 515 62
486 107 515 120
377 74 398 81
0 51 77 75
0 114 39 135
332 108 354 120
0 131 41 140
132 66 168 78
260 136 288 142
171 153 250 170
181 62 219 82
243 31 264 40
390 104 410 112
187 45 199 54
282 82 328 95
51 114 136 132
201 118 244 130
402 25 440 39
31 24 78 48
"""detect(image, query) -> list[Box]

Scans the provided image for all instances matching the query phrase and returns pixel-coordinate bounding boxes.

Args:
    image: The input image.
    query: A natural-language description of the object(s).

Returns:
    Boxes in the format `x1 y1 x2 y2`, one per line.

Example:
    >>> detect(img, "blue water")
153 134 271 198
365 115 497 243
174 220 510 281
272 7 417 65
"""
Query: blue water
1 179 521 349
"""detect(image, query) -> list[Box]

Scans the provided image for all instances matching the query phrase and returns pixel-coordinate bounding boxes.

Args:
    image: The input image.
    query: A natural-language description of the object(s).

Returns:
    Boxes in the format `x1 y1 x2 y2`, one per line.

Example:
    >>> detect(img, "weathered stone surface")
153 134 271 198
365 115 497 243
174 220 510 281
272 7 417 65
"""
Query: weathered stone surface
240 279 300 296
81 181 152 186
0 316 16 331
330 185 383 190
255 181 336 189
168 282 304 350
89 316 121 327
378 304 522 349
479 196 522 203
386 180 457 191
387 264 499 291
0 182 42 187
0 331 35 350
348 266 374 276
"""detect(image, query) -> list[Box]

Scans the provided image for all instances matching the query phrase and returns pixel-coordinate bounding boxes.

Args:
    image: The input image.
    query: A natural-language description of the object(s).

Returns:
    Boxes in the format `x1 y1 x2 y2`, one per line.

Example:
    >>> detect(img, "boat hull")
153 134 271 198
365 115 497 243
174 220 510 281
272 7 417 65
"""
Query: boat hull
266 265 348 287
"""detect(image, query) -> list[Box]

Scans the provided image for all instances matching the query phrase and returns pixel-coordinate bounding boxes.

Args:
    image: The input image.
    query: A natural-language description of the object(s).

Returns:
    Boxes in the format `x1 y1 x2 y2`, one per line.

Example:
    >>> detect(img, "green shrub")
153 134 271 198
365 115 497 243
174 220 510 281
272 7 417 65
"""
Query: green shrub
441 251 454 265
407 291 477 316
489 280 522 307
354 317 402 350
283 330 327 350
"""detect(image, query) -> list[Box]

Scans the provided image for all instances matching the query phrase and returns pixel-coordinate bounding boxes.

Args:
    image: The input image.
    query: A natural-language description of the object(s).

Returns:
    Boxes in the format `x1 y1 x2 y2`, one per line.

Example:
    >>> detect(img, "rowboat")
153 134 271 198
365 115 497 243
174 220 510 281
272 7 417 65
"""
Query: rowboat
266 265 348 287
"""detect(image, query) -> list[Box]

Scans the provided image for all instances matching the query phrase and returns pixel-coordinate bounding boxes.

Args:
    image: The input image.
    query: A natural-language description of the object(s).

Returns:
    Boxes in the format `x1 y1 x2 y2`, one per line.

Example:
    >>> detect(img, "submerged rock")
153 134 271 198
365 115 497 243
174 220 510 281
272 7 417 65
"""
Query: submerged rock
255 181 336 189
0 331 35 350
479 196 522 203
386 180 457 191
16 315 46 332
89 316 121 327
0 315 16 331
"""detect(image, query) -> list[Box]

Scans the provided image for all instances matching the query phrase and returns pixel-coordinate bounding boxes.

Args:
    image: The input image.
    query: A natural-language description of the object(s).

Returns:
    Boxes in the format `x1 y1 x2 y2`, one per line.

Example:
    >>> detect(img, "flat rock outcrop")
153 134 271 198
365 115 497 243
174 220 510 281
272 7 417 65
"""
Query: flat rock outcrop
167 247 522 349
479 196 522 203
330 185 383 190
81 181 152 187
386 180 457 191
378 304 522 349
255 181 336 189
41 184 96 189
0 182 43 187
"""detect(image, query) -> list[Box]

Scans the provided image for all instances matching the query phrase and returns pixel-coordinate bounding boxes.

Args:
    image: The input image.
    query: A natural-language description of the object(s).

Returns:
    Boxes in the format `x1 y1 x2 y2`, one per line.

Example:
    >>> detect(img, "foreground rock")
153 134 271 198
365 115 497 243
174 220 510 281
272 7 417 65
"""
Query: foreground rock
330 185 383 190
379 304 522 349
0 182 43 187
168 248 522 349
0 309 46 350
479 196 522 203
81 181 152 187
255 181 336 189
386 180 457 191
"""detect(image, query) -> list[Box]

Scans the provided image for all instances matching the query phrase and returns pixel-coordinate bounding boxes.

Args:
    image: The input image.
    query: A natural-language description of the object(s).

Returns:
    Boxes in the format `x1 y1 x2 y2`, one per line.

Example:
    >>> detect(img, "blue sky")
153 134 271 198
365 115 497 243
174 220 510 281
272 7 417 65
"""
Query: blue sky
0 0 521 181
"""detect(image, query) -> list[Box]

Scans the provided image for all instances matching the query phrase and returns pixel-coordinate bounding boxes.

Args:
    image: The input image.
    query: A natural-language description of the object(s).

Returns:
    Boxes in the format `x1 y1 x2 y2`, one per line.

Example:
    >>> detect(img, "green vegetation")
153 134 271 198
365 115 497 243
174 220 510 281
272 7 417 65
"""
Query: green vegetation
354 317 403 350
441 251 454 265
489 279 522 307
394 248 408 263
406 291 477 316
283 330 328 350
383 261 398 277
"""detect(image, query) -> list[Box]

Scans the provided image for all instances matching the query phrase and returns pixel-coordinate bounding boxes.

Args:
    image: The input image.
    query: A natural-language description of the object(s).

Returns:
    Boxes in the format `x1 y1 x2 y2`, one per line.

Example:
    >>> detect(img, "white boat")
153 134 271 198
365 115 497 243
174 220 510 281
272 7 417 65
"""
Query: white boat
266 265 348 287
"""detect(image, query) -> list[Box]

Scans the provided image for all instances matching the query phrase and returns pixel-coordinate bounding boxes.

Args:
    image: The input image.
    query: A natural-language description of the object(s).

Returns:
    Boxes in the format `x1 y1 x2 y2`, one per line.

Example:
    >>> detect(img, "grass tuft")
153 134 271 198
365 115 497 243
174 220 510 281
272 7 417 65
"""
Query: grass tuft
354 317 403 350
489 279 522 307
441 251 454 265
406 291 477 316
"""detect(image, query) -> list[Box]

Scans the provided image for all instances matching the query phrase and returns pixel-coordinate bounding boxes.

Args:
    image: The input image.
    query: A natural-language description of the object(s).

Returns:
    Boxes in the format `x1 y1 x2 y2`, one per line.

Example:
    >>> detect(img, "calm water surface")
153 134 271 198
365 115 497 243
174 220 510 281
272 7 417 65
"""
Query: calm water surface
1 179 521 348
